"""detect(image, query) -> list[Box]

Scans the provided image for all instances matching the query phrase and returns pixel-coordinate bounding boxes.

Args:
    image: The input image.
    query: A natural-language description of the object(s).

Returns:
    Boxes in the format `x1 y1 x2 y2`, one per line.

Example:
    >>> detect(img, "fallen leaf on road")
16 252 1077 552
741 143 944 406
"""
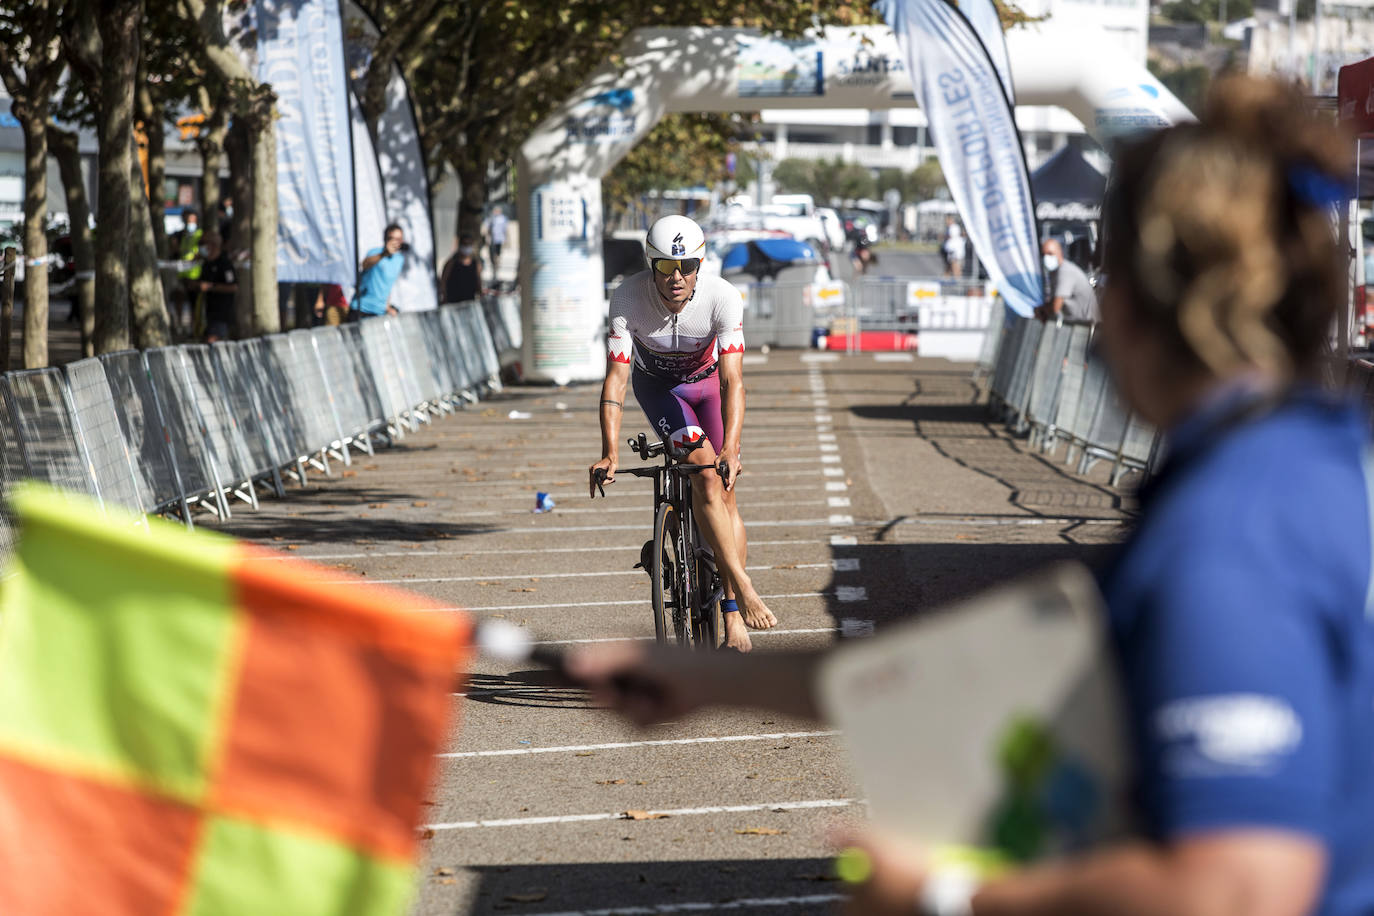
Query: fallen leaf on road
272 536 284 541
772 563 799 570
596 779 626 785
477 581 499 586
285 545 298 551
623 810 669 820
363 464 379 471
440 878 457 885
745 773 760 779
574 751 594 757
511 587 537 592
368 503 387 509
434 867 455 876
341 470 357 478
735 827 785 835
412 501 429 507
419 828 435 840
504 891 547 903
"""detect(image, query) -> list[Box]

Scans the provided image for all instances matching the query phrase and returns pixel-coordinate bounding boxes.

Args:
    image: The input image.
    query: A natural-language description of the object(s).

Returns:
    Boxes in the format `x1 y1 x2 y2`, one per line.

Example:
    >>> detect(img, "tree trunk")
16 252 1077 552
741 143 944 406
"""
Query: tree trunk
49 125 96 357
248 110 278 336
19 107 49 368
196 97 228 233
93 0 142 354
225 116 253 336
457 159 487 242
128 152 171 349
142 96 169 260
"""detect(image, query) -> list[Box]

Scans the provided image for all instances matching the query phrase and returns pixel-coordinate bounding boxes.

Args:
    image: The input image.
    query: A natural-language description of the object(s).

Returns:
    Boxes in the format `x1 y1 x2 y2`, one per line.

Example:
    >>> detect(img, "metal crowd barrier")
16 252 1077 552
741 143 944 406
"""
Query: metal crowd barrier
0 301 507 546
981 316 1160 485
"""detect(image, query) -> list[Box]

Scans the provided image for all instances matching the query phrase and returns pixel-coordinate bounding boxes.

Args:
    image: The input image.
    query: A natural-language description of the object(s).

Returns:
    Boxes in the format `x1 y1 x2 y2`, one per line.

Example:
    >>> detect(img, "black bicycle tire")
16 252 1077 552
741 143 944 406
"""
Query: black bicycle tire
693 554 721 650
651 501 683 646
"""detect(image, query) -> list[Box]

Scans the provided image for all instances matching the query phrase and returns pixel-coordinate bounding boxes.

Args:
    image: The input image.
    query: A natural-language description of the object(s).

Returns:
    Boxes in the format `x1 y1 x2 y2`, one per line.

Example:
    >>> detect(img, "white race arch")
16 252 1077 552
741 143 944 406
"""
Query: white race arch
517 24 1190 384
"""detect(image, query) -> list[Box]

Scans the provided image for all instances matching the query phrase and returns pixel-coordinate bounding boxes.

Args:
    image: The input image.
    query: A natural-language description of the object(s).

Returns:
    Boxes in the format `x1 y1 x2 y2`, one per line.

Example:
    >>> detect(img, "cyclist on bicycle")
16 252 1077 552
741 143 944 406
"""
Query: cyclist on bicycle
589 215 777 653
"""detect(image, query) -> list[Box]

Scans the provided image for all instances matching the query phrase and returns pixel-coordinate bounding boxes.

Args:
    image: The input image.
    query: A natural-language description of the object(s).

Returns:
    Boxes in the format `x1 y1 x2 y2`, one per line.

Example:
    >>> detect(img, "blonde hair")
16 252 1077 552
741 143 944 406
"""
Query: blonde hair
1103 76 1350 380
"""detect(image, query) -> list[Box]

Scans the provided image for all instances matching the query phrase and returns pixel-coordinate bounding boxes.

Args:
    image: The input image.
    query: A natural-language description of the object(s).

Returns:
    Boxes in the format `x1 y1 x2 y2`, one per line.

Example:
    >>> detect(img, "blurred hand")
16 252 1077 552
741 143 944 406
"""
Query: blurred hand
565 641 710 726
588 457 616 498
829 825 932 916
386 304 399 316
718 446 742 493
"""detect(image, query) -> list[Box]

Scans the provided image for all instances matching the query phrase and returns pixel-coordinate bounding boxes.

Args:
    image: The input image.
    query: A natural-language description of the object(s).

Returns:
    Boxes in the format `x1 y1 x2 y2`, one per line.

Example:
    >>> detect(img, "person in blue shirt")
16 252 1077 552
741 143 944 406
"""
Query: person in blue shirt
352 223 406 317
566 76 1373 916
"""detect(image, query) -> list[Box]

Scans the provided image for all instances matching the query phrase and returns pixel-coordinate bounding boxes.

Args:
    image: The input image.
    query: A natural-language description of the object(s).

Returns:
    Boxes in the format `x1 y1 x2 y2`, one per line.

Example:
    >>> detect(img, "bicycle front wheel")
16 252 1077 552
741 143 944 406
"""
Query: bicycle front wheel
651 501 690 646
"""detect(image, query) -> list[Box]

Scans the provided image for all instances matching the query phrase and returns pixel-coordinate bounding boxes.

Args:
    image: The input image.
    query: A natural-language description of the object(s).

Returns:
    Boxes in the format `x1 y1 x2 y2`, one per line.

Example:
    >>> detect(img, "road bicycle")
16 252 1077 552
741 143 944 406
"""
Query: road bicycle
593 432 727 649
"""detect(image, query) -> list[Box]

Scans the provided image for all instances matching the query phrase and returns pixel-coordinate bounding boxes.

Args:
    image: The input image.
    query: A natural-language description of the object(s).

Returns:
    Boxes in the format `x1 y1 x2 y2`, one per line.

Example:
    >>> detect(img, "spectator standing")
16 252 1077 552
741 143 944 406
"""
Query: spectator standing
482 205 508 284
175 209 203 331
312 284 348 326
942 217 964 278
1036 238 1099 323
196 232 236 342
569 77 1374 916
352 224 405 318
440 234 484 304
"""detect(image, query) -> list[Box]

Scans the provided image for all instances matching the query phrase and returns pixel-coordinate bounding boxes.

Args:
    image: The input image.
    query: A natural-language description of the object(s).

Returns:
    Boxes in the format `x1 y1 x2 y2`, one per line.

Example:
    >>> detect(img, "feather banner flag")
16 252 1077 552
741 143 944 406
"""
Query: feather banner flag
879 0 1043 316
0 484 471 915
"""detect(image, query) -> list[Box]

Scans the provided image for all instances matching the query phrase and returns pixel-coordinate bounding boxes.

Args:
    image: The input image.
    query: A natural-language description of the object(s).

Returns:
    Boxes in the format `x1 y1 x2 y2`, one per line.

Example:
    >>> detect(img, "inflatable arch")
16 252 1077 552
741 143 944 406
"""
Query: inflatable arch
517 25 1190 384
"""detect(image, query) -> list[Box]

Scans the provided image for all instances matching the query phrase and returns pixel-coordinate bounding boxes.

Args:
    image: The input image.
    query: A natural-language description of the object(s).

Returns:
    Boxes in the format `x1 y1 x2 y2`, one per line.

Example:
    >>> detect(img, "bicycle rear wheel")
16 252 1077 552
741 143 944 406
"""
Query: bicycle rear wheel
692 553 721 650
651 502 690 645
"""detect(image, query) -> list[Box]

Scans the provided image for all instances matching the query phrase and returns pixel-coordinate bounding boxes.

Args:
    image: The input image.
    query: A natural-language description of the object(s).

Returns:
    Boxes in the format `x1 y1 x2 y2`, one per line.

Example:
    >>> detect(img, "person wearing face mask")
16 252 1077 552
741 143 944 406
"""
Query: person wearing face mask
1036 238 1099 323
440 234 484 304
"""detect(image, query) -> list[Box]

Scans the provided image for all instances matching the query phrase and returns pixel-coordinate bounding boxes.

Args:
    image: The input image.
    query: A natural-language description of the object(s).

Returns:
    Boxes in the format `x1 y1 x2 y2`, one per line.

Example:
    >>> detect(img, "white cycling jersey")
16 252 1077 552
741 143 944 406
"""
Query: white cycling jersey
608 272 745 382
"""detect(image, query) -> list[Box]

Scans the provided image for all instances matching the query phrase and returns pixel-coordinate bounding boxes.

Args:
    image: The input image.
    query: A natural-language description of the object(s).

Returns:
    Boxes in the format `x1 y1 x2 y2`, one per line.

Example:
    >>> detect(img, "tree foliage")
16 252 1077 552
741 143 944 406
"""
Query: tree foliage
602 113 747 225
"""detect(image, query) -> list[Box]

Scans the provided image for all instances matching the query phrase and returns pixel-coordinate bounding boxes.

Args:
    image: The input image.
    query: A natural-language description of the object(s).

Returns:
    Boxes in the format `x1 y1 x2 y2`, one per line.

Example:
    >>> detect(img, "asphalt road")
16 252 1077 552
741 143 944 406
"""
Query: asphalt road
207 349 1134 916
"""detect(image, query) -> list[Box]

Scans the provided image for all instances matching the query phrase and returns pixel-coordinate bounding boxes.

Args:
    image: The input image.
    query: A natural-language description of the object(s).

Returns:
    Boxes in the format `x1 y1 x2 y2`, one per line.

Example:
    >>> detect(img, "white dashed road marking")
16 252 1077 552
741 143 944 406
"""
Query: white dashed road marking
425 797 859 831
440 730 840 759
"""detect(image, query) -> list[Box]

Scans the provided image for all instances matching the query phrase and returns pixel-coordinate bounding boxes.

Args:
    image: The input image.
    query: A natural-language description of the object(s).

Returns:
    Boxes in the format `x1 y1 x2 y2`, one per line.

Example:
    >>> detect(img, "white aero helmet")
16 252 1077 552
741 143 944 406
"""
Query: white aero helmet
645 215 706 264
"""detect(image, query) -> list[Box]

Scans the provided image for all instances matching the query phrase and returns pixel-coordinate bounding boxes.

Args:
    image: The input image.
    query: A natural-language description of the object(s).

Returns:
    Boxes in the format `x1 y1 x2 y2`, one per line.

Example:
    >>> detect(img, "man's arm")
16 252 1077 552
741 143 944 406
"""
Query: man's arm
359 252 383 271
836 828 1323 916
589 357 630 497
717 351 745 490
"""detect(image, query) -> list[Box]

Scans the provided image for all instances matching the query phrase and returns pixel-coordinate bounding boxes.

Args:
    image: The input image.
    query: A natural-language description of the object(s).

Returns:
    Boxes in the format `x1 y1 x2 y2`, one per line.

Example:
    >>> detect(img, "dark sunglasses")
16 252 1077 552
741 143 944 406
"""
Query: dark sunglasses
652 258 701 276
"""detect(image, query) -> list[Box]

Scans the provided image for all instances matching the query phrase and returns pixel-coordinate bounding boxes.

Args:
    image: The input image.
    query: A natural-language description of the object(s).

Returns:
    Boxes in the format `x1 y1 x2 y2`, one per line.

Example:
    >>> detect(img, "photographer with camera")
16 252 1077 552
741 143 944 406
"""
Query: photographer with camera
351 223 408 318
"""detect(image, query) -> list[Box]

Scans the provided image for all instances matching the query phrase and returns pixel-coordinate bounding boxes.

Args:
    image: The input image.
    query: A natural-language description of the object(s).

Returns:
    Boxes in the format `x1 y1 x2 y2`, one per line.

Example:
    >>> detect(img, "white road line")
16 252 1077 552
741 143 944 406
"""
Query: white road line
821 455 841 464
246 538 831 563
424 797 859 830
874 352 914 362
422 591 834 613
439 730 840 758
820 444 839 453
801 353 840 362
828 514 854 525
825 481 847 492
832 558 860 572
527 626 838 647
836 586 868 602
817 433 837 442
436 518 837 535
364 561 837 586
529 894 848 915
830 535 857 546
822 467 844 477
815 414 833 423
827 497 851 508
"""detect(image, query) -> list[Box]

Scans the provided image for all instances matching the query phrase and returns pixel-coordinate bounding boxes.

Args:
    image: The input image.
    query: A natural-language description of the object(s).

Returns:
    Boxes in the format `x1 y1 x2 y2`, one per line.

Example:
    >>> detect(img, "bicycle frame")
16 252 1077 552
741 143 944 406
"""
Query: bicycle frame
622 432 725 647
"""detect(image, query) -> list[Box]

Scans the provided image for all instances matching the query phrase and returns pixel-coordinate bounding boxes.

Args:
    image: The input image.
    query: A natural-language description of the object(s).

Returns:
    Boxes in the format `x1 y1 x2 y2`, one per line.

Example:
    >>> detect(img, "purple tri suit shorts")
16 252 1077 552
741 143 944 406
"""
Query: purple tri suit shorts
632 368 723 456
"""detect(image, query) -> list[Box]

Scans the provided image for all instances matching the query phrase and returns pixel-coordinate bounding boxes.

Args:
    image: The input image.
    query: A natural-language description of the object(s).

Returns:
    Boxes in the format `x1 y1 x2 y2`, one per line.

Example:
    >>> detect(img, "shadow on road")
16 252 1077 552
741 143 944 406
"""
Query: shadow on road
448 857 844 915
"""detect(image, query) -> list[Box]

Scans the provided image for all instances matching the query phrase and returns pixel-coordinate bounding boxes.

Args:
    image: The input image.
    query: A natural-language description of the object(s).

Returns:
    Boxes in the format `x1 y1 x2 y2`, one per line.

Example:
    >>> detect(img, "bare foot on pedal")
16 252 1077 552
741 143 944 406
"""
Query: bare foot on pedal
741 594 777 630
723 613 753 652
